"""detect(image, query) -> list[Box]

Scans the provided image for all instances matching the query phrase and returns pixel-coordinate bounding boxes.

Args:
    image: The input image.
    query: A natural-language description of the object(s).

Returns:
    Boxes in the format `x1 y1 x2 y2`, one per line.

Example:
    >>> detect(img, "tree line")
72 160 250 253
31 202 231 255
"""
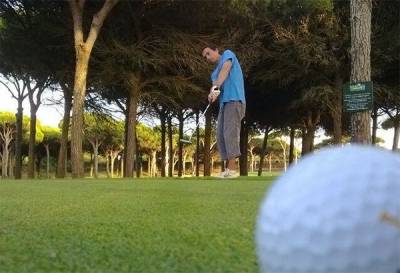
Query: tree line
0 111 293 178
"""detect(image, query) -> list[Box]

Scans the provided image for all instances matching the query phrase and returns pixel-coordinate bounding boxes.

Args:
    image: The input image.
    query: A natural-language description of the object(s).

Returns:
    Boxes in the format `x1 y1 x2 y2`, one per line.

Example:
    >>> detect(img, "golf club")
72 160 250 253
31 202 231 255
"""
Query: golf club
180 88 220 144
179 103 211 144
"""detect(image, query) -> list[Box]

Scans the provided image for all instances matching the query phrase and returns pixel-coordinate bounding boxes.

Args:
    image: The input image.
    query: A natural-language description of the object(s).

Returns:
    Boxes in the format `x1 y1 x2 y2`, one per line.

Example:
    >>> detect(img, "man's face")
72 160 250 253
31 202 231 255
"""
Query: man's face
202 47 219 64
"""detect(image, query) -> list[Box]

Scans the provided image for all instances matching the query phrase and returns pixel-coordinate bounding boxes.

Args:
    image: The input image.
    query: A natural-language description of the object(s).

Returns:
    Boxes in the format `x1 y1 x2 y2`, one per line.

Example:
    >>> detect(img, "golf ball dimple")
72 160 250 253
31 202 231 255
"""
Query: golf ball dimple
256 145 400 273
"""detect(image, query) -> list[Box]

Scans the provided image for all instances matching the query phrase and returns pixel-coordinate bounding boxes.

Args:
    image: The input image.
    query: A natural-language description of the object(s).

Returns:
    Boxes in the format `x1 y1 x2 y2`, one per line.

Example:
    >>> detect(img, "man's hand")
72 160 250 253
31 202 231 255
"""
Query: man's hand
208 85 220 103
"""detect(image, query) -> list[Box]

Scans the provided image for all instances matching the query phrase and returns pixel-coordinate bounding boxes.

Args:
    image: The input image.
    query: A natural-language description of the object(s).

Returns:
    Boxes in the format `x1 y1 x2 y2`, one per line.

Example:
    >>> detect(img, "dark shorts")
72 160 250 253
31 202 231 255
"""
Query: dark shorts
217 101 246 160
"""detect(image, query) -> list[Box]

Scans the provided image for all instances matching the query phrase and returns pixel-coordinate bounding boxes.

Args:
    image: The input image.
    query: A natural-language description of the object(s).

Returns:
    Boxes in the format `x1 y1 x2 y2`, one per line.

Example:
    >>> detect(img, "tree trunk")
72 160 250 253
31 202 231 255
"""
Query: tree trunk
178 111 184 177
195 111 200 177
90 152 93 178
301 110 320 155
203 109 212 176
302 130 314 155
333 75 343 144
289 127 295 164
393 120 399 151
105 154 110 178
278 139 287 172
135 132 141 178
268 153 272 173
249 148 254 173
57 89 72 178
106 153 114 178
1 143 9 177
71 52 90 178
371 104 378 144
302 129 315 155
258 128 269 176
28 108 38 178
15 101 23 179
160 110 166 177
45 144 50 178
124 88 138 178
110 150 119 178
350 0 372 144
239 119 248 176
9 153 14 178
1 125 13 178
167 116 173 177
147 153 151 176
120 154 124 178
183 151 188 176
152 150 157 176
36 158 41 178
90 140 100 179
165 146 169 176
1 145 7 177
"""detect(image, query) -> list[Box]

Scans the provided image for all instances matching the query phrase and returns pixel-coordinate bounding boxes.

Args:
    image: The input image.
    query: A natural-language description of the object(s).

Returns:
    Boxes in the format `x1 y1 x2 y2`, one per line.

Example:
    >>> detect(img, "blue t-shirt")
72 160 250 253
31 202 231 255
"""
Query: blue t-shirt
211 50 245 108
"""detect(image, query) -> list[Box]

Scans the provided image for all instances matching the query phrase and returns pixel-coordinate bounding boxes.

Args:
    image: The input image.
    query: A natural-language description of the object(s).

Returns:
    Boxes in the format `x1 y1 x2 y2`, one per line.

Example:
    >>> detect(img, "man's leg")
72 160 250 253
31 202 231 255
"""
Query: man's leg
216 106 227 171
227 159 236 170
223 102 246 174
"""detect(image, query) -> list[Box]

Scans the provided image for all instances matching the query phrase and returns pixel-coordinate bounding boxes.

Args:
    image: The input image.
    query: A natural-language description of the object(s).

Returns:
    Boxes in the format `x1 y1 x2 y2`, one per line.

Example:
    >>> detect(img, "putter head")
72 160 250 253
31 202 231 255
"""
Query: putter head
179 138 192 144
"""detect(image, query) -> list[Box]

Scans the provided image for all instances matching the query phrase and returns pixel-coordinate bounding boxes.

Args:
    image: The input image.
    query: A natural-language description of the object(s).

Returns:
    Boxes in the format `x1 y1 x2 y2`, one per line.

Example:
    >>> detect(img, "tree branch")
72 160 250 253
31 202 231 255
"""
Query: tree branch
86 0 119 49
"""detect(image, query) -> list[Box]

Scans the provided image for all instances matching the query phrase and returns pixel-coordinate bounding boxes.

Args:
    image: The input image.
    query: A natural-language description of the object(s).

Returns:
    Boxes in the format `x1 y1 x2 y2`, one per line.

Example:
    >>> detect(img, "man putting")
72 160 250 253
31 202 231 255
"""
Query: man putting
202 44 246 178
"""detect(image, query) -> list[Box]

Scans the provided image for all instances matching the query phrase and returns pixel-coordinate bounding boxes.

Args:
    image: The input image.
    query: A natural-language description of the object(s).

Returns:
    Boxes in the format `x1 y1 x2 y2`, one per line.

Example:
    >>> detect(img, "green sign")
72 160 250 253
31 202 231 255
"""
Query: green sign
343 81 373 112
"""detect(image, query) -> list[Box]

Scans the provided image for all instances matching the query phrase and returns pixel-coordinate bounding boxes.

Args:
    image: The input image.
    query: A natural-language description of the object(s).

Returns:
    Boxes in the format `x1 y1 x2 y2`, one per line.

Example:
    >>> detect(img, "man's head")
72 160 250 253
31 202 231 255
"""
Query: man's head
202 44 220 64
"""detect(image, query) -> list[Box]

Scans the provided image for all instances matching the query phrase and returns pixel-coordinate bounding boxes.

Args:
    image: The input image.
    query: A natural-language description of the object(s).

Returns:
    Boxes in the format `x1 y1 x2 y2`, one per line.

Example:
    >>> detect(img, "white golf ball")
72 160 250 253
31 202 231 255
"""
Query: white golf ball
256 145 400 273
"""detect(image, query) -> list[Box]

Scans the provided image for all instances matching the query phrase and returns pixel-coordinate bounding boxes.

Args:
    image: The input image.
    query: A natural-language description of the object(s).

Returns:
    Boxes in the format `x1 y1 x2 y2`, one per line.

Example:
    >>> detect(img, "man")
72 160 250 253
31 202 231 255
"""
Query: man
202 44 246 178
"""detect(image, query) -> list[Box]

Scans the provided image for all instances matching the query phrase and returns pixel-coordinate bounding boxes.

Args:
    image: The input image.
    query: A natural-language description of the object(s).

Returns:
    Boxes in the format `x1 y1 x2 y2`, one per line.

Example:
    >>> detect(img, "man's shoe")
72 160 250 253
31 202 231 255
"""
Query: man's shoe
216 170 228 178
216 169 239 179
224 169 239 179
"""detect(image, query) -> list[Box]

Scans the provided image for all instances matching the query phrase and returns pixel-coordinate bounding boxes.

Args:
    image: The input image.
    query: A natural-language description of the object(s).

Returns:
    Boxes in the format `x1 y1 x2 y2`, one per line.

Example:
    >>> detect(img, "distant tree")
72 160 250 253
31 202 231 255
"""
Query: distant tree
270 130 290 171
136 123 161 177
0 112 15 177
248 136 263 173
102 119 124 178
39 126 61 178
83 113 114 178
382 116 400 151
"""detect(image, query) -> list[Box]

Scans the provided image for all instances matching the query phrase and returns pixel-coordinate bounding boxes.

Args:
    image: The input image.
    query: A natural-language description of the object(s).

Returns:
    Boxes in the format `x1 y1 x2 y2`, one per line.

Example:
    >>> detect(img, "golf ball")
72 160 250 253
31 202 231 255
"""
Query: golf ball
256 145 400 273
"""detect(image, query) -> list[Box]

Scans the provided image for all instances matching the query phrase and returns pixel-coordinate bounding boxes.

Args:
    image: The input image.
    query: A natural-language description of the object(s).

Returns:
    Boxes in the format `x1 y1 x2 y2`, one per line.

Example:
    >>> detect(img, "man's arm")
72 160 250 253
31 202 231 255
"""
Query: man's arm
213 60 232 88
208 59 232 103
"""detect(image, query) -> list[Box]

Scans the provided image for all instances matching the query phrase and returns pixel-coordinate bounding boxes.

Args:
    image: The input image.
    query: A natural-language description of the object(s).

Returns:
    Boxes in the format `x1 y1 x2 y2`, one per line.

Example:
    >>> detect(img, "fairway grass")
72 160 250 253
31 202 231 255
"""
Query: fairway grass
0 176 275 273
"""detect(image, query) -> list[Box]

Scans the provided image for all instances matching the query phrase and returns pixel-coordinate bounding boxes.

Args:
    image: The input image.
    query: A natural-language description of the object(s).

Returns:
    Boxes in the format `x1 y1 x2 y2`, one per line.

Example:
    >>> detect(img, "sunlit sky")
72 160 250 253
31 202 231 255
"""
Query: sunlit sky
0 85 394 150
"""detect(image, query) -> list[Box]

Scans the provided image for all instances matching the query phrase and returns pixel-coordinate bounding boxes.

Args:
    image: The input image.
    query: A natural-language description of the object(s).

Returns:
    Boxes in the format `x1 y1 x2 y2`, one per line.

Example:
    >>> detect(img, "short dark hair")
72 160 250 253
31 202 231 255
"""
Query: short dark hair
204 43 218 51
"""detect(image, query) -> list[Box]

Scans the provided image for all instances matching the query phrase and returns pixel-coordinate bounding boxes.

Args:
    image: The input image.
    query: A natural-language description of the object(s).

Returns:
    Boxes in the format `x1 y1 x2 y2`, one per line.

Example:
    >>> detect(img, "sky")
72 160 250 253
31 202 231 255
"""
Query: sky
0 85 395 150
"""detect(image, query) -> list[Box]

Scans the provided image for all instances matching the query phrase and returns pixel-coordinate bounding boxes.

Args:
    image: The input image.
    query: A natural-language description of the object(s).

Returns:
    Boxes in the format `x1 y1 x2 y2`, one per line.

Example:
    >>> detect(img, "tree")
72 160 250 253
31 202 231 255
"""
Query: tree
248 135 263 173
136 123 161 177
0 75 28 179
83 113 113 178
349 0 372 143
0 3 29 179
0 112 15 177
102 119 124 178
26 76 52 178
0 1 70 178
371 0 399 148
39 126 61 178
68 0 119 178
270 130 291 171
382 116 400 151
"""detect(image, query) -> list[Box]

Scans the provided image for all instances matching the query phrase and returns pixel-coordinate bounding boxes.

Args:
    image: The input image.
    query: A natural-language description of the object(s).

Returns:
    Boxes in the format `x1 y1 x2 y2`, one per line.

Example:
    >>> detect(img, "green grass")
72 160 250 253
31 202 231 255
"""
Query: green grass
0 176 275 273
